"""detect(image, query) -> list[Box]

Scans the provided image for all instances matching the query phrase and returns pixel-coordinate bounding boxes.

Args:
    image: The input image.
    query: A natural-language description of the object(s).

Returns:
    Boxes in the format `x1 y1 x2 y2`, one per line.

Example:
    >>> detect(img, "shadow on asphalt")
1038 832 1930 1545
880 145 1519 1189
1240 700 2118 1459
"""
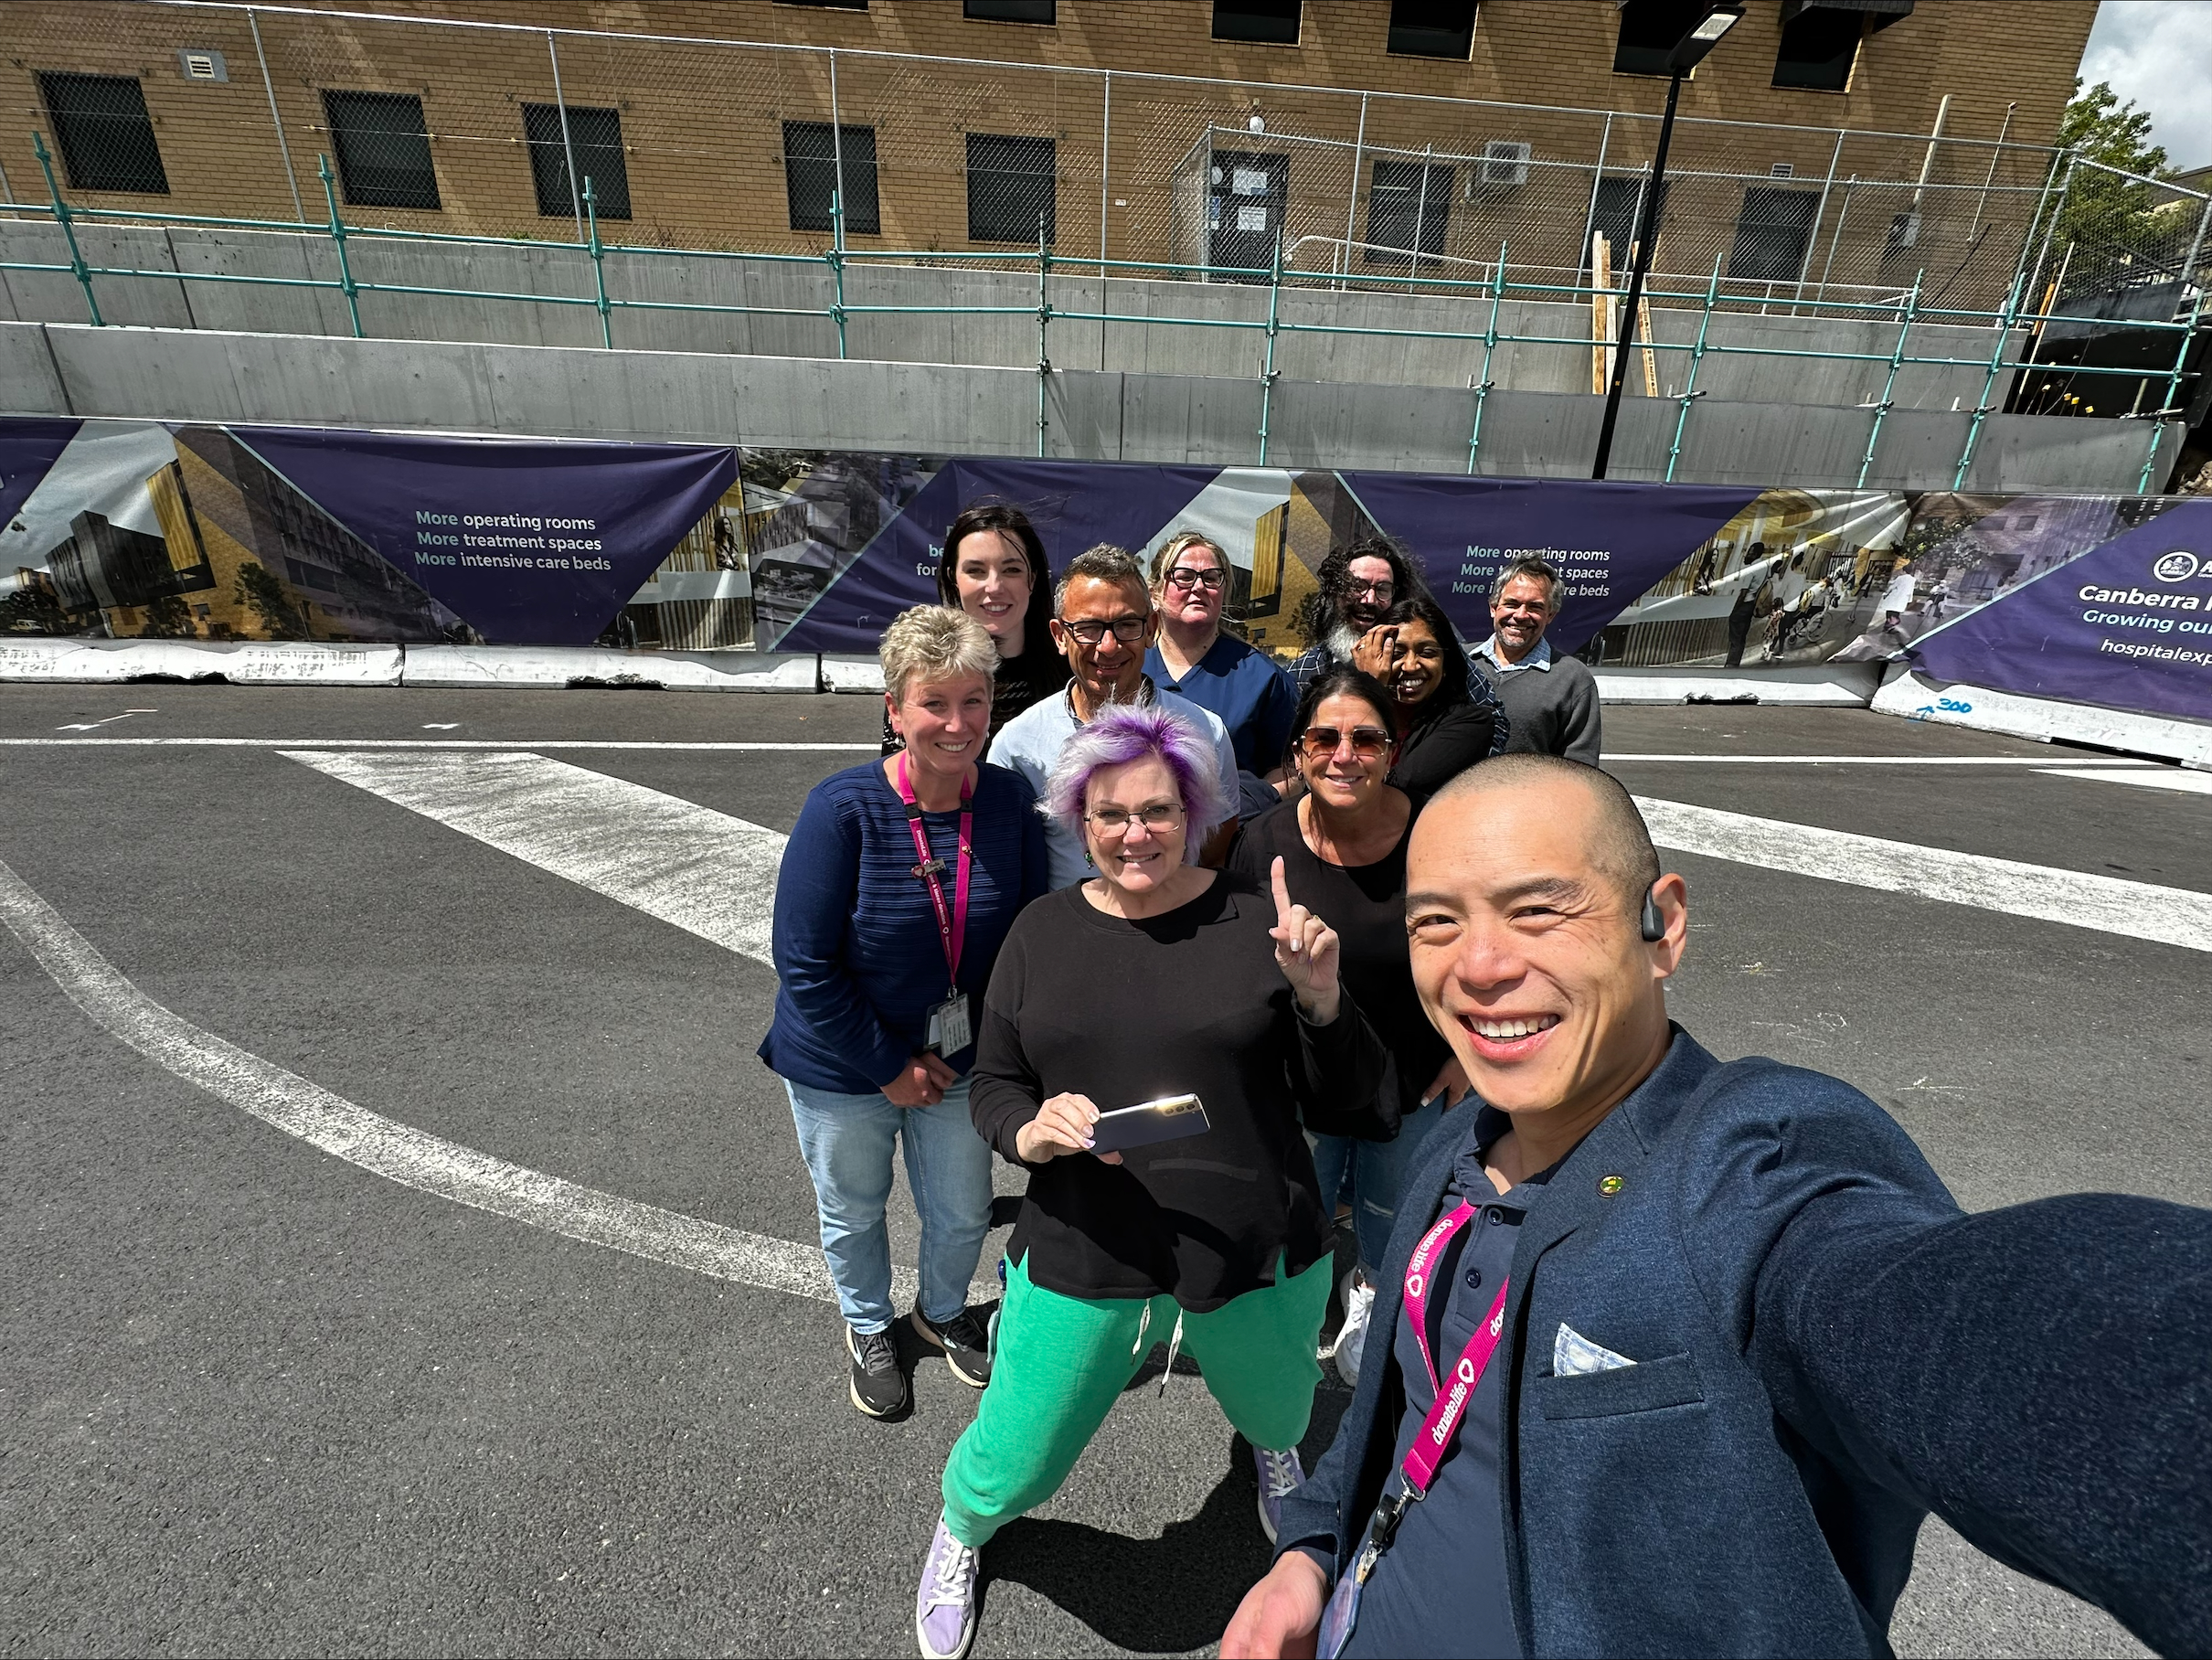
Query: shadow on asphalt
982 1453 1274 1652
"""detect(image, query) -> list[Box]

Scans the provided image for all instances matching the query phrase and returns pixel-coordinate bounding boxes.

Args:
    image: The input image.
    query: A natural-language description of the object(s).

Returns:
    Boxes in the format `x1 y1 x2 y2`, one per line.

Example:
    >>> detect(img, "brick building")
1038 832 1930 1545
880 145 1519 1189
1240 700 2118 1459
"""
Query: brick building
4 1 2097 299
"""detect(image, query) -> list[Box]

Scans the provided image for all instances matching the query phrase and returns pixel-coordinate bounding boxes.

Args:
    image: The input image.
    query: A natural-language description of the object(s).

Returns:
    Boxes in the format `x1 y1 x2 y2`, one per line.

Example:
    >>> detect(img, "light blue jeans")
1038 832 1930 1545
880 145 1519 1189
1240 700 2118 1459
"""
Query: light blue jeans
1310 1096 1446 1274
782 1076 994 1335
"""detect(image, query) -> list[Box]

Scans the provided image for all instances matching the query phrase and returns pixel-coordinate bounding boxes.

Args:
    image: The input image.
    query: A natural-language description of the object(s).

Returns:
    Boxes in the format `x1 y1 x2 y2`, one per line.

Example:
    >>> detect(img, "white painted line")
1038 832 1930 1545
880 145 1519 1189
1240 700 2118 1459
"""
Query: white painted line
1604 753 2152 766
0 738 877 750
2035 767 2212 796
1636 795 2212 954
282 750 788 965
0 852 991 1309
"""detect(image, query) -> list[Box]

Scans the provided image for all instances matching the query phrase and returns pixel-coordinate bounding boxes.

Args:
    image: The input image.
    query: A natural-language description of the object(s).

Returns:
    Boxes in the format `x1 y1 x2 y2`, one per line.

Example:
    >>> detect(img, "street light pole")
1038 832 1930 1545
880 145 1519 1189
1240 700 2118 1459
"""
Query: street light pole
1591 67 1681 480
1590 0 1740 480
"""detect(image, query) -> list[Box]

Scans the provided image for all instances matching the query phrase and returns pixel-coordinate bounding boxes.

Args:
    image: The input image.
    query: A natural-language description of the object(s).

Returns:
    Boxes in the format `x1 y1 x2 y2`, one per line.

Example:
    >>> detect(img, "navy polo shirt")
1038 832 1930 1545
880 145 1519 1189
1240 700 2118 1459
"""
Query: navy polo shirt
1143 633 1298 776
1333 1106 1552 1659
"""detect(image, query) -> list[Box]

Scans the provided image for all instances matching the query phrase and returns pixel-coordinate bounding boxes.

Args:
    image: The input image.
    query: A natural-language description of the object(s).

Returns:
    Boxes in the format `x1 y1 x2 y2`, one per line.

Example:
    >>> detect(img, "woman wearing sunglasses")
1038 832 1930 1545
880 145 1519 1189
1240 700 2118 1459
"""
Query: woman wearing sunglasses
1351 594 1503 809
1228 668 1470 1389
1143 529 1298 818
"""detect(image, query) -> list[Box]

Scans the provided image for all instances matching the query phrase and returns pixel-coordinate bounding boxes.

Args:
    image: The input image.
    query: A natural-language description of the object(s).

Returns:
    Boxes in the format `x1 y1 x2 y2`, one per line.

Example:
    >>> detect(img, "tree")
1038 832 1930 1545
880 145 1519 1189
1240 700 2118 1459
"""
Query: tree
2038 80 2180 299
234 559 309 639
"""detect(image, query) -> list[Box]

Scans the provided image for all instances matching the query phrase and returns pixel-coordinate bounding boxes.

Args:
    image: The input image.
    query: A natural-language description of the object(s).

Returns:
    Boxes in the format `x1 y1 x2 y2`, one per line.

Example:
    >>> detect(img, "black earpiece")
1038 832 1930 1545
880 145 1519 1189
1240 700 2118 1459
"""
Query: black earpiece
1639 885 1665 943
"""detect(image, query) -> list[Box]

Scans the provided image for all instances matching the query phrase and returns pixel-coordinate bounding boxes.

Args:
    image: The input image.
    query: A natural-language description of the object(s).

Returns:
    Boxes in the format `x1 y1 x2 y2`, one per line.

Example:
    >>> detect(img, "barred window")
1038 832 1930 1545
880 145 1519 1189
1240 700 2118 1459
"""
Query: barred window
1726 186 1820 282
782 122 880 235
966 133 1055 244
37 71 169 195
522 103 632 220
322 90 440 210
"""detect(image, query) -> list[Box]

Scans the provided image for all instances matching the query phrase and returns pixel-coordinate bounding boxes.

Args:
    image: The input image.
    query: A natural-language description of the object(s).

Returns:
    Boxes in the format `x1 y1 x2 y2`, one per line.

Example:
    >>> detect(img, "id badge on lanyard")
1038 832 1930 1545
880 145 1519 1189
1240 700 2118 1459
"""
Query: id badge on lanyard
1317 1199 1510 1660
896 755 975 1058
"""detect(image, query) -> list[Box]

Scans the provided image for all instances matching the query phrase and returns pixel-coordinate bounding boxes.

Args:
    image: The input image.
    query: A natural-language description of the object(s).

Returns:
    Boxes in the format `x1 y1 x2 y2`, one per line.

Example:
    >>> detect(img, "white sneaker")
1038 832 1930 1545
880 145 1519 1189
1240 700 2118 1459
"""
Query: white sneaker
1335 1274 1377 1389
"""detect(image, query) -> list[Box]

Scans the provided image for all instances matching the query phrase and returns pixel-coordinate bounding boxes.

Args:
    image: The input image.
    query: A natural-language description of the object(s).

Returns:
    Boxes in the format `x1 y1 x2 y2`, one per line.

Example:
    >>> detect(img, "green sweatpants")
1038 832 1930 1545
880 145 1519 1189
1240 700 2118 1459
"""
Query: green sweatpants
941 1250 1332 1549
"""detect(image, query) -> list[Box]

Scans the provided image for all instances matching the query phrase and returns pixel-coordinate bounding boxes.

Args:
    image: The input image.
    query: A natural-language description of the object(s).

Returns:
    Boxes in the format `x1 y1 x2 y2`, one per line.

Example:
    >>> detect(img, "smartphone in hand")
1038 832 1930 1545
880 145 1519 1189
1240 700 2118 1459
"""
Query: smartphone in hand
1089 1093 1212 1155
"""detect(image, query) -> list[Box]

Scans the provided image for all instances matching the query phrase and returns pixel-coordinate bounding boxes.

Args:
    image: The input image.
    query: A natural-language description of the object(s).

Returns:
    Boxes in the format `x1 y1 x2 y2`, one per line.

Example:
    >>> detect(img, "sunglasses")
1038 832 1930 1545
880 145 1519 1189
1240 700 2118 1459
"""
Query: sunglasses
1299 725 1393 760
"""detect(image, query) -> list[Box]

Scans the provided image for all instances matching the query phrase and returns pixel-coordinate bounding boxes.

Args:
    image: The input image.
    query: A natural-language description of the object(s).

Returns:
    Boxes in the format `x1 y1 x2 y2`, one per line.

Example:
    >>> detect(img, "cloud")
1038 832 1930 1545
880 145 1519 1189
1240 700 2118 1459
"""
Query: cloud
2081 0 2212 170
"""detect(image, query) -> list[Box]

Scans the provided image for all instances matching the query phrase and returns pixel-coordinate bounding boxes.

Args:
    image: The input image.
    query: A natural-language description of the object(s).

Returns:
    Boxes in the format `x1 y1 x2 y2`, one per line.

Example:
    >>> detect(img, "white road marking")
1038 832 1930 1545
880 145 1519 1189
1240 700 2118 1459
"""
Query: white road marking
54 710 154 731
282 750 788 965
0 851 991 1309
2036 766 2212 796
0 738 877 750
1637 795 2212 954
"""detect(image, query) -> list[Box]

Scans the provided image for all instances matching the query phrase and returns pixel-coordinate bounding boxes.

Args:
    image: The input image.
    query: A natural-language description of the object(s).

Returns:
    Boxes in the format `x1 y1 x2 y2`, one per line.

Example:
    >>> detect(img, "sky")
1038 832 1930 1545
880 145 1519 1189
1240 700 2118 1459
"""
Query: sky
2080 0 2212 170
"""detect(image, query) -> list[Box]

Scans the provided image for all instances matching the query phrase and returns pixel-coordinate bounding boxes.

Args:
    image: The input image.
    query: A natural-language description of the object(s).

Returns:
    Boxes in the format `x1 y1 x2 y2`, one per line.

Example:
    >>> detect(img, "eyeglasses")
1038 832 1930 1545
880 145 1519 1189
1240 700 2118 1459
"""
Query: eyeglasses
1346 579 1396 601
1164 567 1227 591
1300 725 1393 760
1060 615 1149 645
1085 803 1184 835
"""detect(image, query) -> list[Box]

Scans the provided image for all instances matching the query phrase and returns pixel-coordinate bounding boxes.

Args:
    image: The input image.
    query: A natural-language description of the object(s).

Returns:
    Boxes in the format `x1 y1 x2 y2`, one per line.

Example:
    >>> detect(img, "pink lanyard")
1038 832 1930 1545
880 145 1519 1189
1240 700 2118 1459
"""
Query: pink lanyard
1398 1199 1512 1495
893 753 973 989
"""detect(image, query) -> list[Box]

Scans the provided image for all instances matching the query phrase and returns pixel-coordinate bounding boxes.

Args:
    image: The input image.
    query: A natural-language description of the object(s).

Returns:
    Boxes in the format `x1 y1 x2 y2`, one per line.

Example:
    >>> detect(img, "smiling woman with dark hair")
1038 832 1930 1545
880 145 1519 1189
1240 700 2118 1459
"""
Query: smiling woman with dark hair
1353 593 1503 808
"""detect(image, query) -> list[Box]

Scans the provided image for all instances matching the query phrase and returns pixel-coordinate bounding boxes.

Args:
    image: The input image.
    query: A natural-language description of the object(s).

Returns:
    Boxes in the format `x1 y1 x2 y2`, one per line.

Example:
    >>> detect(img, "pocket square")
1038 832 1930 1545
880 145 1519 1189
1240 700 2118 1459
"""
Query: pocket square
1554 1323 1636 1377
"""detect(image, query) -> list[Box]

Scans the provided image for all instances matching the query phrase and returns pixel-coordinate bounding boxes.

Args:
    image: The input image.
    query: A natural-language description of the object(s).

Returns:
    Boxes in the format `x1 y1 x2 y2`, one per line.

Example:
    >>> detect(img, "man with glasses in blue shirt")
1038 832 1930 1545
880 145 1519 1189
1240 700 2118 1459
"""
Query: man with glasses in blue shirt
988 544 1241 889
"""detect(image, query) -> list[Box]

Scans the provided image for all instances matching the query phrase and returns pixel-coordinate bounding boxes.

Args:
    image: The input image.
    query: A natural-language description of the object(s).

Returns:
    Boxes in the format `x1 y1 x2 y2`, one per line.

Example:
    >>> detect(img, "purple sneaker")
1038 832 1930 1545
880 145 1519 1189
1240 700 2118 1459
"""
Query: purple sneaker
1255 1444 1305 1545
915 1514 979 1660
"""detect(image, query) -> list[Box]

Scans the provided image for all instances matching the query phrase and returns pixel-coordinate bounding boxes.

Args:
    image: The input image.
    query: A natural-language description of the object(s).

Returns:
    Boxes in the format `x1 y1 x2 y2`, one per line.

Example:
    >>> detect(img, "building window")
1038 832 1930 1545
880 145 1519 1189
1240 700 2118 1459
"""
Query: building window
321 90 440 210
1772 6 1864 90
1612 0 1717 77
1725 185 1820 282
1585 175 1667 271
37 72 169 195
1387 1 1476 59
774 1 868 8
966 133 1055 244
1213 2 1302 46
1365 159 1453 266
782 122 880 235
522 104 632 220
964 0 1056 20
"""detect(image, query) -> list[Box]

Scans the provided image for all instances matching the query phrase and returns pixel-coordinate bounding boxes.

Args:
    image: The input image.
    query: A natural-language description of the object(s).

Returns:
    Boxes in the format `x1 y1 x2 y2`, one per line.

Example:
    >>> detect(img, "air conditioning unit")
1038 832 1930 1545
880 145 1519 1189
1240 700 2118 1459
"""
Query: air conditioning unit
1476 140 1531 191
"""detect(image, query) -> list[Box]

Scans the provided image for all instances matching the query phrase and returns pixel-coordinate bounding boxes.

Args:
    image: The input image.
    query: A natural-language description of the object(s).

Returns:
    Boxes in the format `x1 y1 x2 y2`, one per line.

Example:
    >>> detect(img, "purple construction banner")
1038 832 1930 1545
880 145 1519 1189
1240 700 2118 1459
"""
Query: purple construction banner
0 419 82 539
1338 474 1761 655
1909 498 2212 724
230 426 736 644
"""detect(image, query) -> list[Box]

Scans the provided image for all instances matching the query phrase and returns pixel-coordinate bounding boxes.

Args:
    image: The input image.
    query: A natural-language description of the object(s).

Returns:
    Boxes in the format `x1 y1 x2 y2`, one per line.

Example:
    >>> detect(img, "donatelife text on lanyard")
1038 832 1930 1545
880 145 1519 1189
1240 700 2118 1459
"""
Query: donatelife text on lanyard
894 753 974 1056
1317 1199 1511 1660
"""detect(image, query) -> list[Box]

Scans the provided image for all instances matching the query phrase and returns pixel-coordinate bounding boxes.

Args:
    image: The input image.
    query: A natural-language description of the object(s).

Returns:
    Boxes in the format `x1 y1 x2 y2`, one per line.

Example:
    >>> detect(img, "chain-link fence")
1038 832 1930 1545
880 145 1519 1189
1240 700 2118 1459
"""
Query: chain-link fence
3 0 2206 333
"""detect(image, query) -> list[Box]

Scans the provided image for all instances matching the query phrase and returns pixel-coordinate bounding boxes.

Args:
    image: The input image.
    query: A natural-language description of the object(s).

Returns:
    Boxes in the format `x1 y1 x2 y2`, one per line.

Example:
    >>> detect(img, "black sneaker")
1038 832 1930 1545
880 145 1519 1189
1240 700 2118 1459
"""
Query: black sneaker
846 1325 909 1419
909 1305 994 1389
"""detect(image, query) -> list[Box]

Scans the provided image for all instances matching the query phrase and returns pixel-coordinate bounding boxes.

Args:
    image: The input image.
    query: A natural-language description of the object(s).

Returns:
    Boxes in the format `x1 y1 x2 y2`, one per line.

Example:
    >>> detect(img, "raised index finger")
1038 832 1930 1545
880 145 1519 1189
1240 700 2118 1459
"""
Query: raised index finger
1271 855 1292 925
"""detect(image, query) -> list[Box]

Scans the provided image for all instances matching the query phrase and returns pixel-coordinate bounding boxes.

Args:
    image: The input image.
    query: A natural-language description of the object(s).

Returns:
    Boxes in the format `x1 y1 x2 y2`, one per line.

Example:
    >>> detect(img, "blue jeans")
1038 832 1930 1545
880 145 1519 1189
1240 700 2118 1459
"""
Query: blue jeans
1311 1096 1446 1274
782 1077 994 1335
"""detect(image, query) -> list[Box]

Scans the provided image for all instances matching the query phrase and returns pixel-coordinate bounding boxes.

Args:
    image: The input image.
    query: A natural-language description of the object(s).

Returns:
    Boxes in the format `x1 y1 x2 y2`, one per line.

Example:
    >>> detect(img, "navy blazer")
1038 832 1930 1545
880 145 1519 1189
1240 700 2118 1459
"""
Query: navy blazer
1280 1027 2212 1656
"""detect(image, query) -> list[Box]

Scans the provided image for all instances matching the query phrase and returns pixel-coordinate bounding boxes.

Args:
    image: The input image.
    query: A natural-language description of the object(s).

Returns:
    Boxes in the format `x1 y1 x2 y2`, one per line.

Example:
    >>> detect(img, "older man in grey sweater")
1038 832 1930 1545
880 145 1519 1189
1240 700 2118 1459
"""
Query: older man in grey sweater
1469 557 1602 766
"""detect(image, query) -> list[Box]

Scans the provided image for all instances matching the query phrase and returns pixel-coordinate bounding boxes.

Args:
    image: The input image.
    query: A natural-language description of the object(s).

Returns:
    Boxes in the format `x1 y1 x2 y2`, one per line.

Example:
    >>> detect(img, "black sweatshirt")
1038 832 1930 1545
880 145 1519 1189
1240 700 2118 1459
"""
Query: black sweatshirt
1228 799 1452 1120
969 874 1395 1311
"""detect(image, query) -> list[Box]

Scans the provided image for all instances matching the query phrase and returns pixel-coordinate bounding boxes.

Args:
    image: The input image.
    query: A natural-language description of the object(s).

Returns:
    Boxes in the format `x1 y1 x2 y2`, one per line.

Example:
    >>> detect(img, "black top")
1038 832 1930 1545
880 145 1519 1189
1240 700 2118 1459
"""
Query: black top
1389 698 1500 808
881 644 1070 756
969 874 1394 1311
1228 799 1452 1120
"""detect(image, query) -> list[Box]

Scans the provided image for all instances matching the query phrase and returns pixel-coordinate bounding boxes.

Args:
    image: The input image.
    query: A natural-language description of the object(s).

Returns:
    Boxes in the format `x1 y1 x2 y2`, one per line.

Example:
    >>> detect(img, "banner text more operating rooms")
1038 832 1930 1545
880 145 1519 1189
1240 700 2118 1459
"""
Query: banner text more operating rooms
411 510 611 572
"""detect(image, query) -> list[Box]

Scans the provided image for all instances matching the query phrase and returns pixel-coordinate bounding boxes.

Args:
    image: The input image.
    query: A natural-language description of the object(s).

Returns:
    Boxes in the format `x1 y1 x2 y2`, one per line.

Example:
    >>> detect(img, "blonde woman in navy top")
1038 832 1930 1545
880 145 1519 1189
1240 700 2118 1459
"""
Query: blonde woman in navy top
760 606 1049 1421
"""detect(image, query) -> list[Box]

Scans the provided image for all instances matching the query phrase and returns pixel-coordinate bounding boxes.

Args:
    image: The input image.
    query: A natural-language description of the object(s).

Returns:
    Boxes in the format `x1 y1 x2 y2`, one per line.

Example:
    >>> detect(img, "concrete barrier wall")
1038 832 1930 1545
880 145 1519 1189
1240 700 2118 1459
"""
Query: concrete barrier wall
0 319 2172 494
1 221 2016 409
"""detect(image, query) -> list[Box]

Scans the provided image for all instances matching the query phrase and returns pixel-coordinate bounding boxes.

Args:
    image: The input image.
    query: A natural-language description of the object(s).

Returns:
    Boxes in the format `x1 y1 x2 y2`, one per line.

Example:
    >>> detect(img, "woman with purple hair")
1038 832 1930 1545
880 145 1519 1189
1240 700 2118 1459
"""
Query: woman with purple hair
913 703 1395 1660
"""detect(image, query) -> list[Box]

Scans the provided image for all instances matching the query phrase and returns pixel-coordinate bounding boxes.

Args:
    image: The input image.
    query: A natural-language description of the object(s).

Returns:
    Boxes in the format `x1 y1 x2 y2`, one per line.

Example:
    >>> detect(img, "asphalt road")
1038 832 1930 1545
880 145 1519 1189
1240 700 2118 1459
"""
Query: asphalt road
3 684 2205 1658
